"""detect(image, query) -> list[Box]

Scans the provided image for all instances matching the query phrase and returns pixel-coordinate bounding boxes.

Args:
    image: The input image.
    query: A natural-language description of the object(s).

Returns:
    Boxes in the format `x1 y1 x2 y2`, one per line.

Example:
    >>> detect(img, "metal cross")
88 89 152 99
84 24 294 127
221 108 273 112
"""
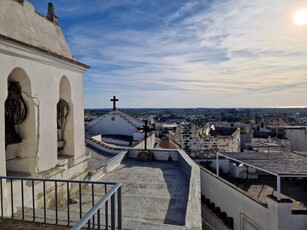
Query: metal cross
110 96 119 111
138 120 155 150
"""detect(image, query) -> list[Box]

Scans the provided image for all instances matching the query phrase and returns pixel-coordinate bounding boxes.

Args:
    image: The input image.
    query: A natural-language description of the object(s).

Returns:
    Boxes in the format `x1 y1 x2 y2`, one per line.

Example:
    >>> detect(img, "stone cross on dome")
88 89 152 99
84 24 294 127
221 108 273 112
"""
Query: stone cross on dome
110 96 119 111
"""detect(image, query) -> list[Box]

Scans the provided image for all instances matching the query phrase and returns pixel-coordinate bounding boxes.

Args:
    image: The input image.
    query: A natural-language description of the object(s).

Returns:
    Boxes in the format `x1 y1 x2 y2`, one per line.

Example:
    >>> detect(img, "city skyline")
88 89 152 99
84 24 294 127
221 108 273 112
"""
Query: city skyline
29 0 307 108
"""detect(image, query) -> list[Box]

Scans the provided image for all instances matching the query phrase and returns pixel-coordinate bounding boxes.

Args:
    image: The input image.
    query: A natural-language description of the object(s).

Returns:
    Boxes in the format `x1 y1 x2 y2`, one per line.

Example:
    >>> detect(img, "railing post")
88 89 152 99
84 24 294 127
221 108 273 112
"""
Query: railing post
10 178 13 219
105 184 108 230
55 181 58 224
67 182 70 226
79 182 82 219
43 180 46 223
111 194 115 230
106 200 109 229
117 186 122 230
21 179 24 220
32 180 35 221
97 208 101 230
92 183 95 228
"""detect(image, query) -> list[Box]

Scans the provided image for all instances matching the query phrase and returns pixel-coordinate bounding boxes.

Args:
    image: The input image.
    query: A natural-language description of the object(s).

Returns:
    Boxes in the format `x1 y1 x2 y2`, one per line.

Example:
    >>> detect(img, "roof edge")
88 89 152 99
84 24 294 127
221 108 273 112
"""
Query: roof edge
0 34 90 69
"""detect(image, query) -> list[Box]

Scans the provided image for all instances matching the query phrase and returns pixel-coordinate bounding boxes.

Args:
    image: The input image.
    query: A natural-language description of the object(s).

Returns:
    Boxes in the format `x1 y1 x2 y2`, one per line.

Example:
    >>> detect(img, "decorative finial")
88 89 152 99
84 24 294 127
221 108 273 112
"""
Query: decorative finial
47 2 58 25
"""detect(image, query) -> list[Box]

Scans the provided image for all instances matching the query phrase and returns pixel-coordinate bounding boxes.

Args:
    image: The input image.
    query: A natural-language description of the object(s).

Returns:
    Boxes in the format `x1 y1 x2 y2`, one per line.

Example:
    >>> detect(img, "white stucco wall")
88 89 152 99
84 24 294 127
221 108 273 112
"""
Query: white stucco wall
132 133 155 149
0 38 87 175
86 111 144 137
201 168 269 230
284 128 307 151
0 0 72 59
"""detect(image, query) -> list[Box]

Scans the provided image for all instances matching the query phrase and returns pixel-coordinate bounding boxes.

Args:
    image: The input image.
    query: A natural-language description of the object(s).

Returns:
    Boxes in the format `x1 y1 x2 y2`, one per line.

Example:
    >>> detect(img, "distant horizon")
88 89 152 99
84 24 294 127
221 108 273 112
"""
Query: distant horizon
85 105 307 110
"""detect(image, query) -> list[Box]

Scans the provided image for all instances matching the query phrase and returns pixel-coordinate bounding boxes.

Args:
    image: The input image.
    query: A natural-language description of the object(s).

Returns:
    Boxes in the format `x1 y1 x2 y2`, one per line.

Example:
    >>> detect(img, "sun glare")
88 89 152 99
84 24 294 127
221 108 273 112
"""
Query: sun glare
294 9 307 25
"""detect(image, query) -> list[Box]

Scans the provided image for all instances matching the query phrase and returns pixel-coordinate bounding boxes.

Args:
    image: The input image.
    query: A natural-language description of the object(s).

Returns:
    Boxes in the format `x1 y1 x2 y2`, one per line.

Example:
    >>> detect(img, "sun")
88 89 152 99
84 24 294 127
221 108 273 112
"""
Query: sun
294 9 307 25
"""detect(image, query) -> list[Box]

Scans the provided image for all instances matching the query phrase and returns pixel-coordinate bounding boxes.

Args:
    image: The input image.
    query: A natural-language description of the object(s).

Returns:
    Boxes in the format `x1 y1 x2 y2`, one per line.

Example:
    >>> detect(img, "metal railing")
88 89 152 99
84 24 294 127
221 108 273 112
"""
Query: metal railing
72 183 122 230
0 176 122 229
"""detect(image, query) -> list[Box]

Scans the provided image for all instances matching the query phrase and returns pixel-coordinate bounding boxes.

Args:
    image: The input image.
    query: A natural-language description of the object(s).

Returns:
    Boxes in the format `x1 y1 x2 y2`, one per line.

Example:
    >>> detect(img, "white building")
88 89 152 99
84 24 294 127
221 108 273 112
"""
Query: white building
169 122 240 158
0 0 89 178
86 108 155 153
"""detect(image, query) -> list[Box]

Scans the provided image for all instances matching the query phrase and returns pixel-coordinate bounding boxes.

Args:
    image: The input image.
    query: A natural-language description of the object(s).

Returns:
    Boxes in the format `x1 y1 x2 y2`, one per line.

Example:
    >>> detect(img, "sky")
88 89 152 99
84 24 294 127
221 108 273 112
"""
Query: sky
28 0 307 109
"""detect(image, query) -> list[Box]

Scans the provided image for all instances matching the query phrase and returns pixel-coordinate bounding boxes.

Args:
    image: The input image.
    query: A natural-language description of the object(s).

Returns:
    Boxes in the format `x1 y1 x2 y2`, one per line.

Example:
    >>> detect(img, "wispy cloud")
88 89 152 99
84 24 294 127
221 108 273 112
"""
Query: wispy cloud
30 0 307 108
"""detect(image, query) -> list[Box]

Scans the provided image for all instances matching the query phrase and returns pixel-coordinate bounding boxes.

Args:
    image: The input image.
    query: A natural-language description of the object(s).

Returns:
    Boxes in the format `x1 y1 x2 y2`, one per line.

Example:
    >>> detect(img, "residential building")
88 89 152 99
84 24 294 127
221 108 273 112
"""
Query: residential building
169 122 240 158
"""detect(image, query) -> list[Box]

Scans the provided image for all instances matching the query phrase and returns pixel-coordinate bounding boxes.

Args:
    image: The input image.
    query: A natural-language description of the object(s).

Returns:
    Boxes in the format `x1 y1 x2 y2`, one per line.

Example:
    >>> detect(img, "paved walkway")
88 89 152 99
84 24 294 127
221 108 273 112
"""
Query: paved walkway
62 159 189 229
101 159 189 229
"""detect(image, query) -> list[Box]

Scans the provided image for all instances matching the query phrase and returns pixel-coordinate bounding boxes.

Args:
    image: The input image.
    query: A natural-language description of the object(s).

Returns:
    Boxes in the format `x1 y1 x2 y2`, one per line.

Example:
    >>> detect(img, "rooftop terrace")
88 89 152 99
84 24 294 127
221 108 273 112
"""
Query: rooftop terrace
70 148 201 229
101 159 189 229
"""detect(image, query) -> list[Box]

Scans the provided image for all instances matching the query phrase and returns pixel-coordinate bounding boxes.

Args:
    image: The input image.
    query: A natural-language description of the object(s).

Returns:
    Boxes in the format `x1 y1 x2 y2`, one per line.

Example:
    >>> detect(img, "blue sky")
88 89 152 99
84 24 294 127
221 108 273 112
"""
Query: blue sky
28 0 307 108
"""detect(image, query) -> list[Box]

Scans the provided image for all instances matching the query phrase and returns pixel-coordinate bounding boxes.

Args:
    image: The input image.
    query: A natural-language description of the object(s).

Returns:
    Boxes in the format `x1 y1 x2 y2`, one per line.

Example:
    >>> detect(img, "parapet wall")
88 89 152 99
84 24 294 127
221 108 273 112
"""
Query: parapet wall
128 149 202 229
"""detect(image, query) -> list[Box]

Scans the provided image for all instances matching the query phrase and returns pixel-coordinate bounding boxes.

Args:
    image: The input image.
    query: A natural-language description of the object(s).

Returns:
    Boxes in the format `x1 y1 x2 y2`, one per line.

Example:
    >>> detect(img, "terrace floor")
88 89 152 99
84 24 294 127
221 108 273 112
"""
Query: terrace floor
53 159 189 229
100 159 189 229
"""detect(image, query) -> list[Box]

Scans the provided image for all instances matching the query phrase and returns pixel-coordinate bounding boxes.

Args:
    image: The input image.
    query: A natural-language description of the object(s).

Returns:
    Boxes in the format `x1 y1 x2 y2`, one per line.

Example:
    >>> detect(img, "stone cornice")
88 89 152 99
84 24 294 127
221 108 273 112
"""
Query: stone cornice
0 35 90 73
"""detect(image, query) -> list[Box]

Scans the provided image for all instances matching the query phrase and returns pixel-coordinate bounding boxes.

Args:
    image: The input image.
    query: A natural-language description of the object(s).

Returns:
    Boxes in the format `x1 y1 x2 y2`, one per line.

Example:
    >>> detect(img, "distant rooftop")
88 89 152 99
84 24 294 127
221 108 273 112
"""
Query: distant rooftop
245 143 280 148
219 151 307 176
204 126 239 139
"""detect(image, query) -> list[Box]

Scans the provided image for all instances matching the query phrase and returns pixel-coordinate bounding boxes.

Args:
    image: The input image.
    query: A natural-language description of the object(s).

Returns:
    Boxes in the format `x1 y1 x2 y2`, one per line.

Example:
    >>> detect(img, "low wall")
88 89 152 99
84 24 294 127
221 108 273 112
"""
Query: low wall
128 149 202 230
87 133 155 155
178 149 202 230
102 138 130 146
90 151 127 181
201 167 268 229
128 148 179 161
86 139 124 155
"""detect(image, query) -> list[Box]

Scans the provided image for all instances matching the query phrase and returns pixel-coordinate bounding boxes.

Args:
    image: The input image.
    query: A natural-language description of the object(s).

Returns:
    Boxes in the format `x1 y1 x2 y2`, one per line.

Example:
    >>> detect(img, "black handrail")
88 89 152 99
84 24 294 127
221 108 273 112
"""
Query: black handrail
0 176 122 230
